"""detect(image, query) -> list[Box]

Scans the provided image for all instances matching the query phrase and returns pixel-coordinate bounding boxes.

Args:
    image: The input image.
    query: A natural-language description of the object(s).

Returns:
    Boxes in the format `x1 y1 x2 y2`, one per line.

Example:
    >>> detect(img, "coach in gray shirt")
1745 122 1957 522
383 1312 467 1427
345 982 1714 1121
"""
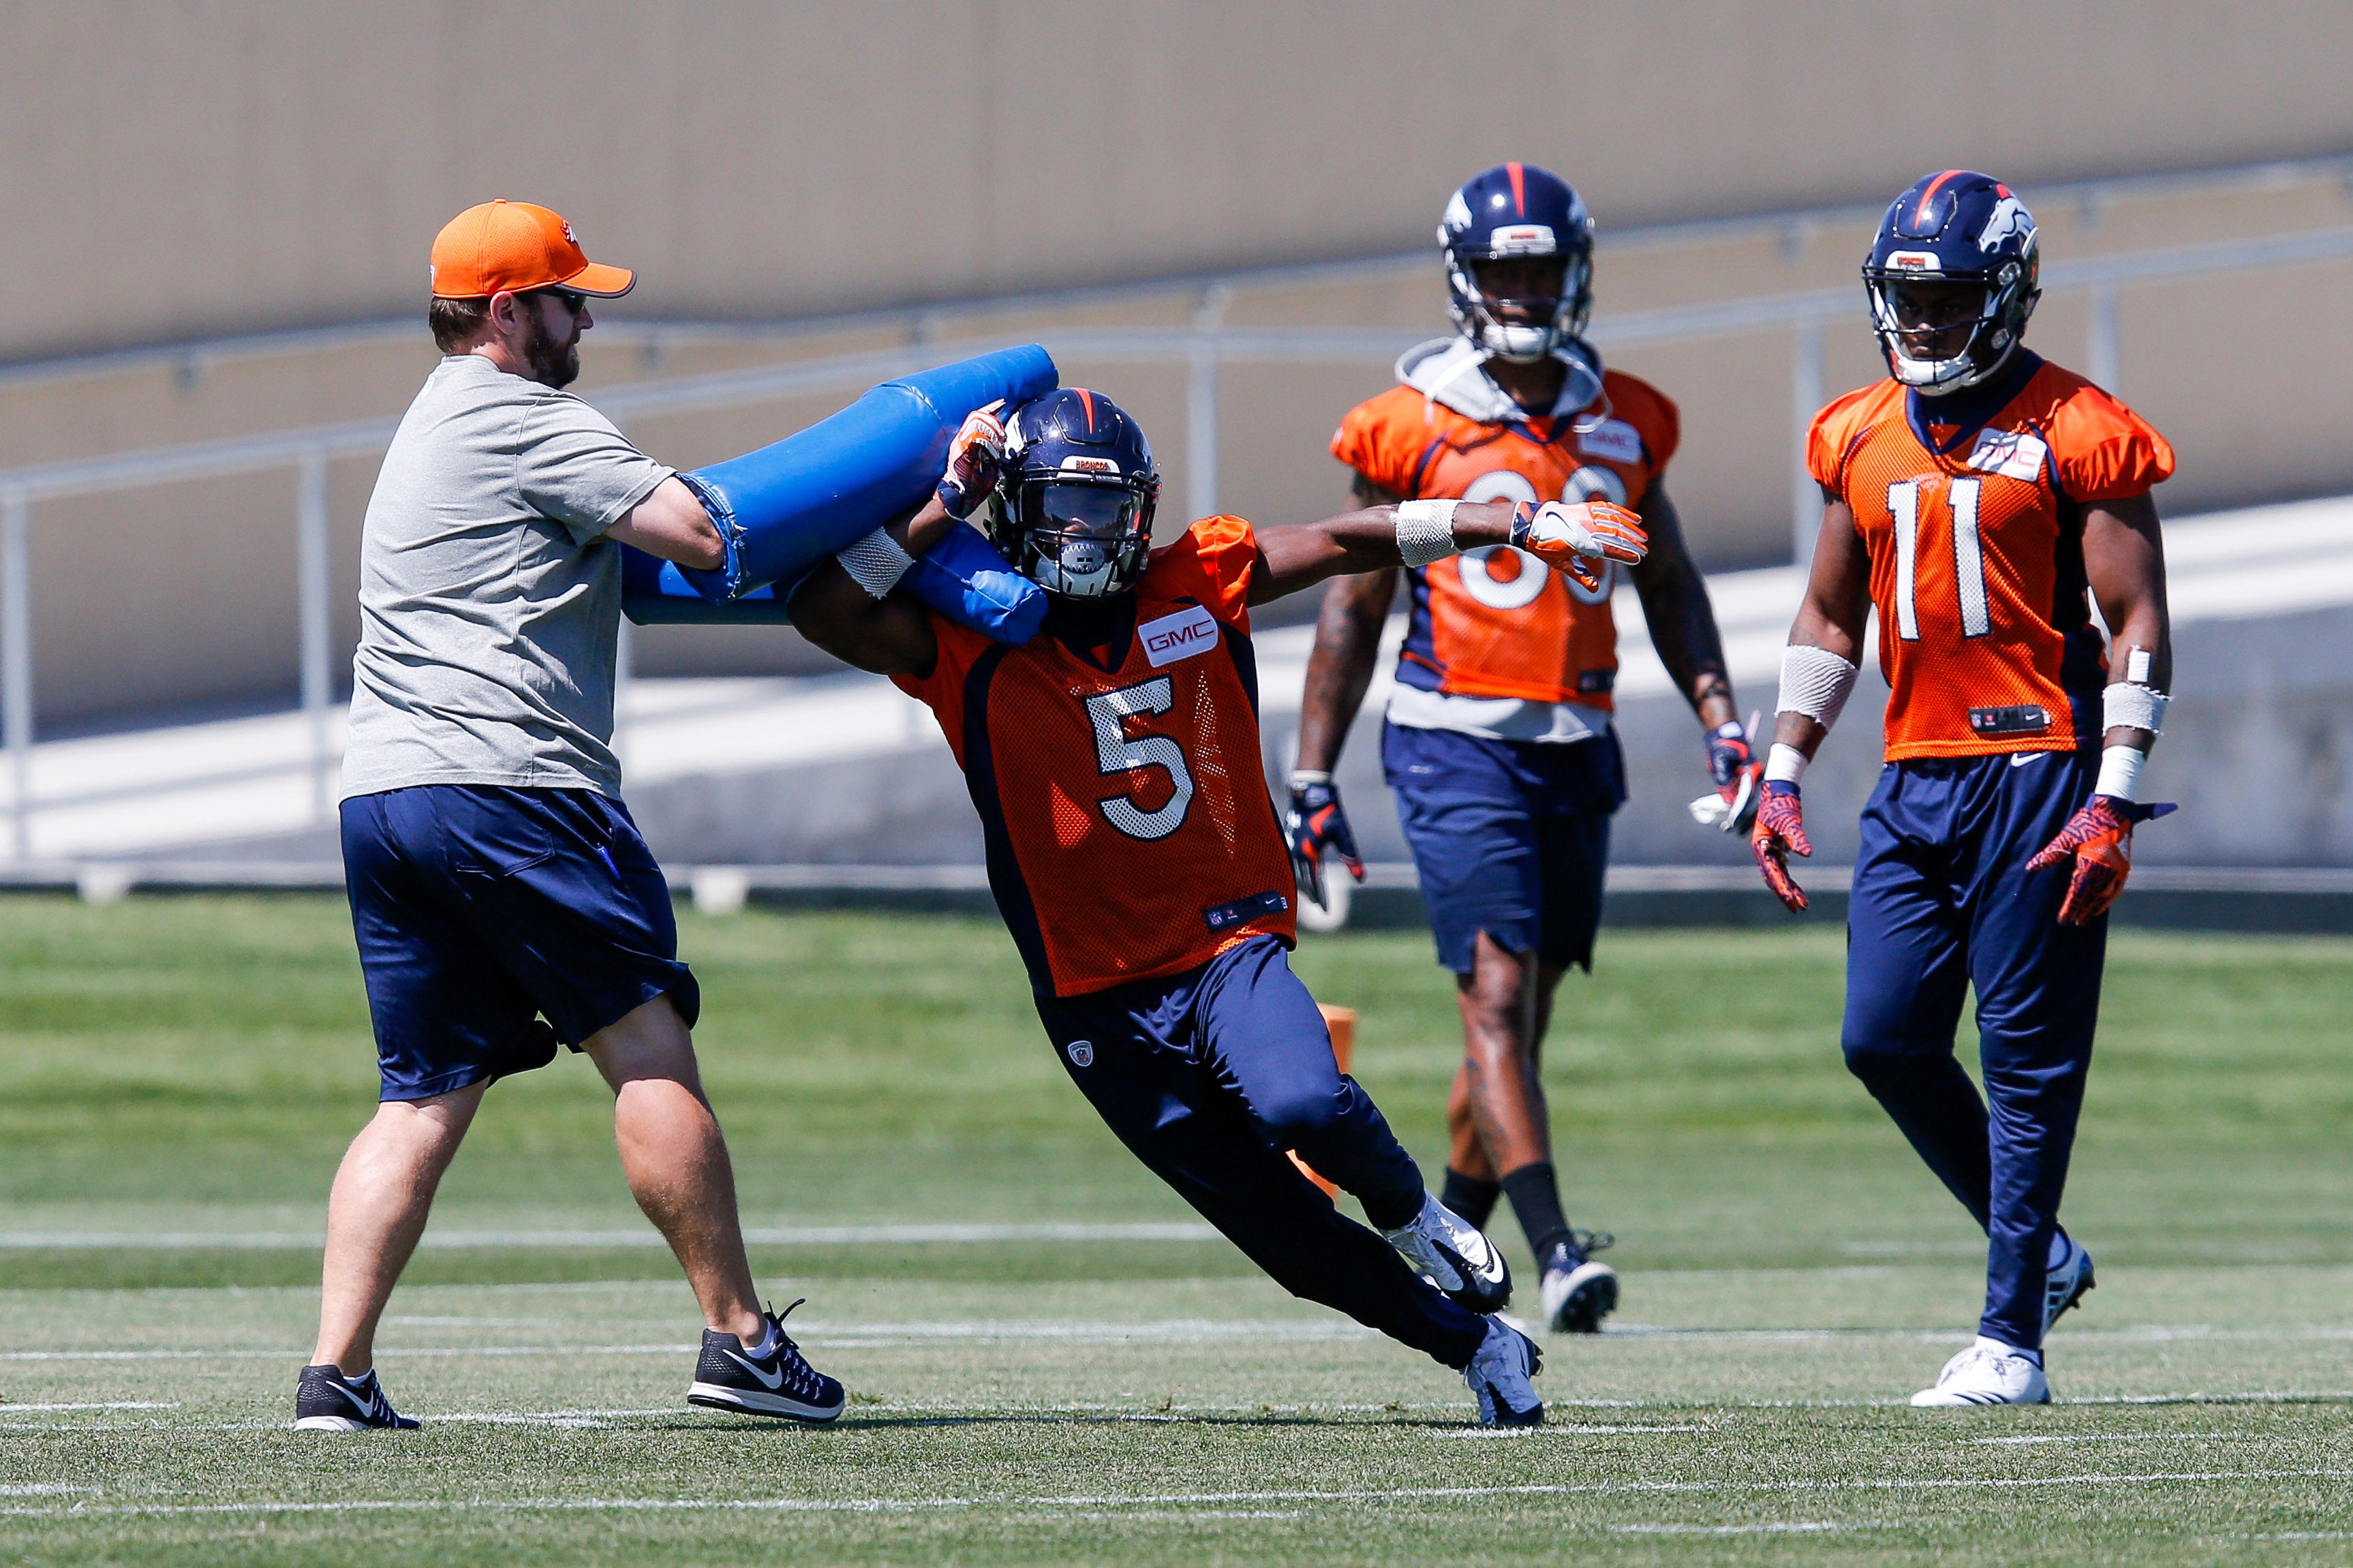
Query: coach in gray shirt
296 200 842 1432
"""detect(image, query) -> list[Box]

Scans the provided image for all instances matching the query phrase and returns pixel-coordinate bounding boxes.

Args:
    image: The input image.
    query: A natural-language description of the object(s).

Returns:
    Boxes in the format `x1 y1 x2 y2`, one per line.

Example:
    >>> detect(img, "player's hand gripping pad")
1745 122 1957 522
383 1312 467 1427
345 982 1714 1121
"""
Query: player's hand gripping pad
621 343 1057 615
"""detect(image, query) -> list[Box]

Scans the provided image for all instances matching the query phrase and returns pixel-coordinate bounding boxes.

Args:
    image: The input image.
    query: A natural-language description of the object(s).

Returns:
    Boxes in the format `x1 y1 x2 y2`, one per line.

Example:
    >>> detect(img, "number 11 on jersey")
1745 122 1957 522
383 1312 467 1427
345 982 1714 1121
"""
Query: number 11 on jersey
1888 476 1990 642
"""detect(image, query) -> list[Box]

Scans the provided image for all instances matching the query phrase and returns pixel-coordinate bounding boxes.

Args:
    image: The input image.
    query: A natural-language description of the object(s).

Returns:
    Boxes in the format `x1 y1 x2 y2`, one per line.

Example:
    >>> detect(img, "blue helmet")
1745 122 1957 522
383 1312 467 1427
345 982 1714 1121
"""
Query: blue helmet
1862 170 2042 394
986 387 1161 600
1439 162 1595 363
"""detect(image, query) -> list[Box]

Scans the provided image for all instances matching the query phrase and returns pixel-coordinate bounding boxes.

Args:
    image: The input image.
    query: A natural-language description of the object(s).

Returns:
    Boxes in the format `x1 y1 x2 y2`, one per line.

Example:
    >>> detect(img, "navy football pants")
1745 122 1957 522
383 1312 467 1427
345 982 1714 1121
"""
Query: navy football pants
1843 749 2107 1350
1035 936 1488 1370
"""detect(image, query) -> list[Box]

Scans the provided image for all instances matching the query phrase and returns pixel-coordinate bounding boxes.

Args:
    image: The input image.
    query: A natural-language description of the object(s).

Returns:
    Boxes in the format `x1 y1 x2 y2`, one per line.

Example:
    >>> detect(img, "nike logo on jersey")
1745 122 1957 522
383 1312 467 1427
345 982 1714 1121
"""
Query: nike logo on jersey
1139 604 1219 667
1966 428 2048 482
2010 752 2037 767
722 1348 787 1389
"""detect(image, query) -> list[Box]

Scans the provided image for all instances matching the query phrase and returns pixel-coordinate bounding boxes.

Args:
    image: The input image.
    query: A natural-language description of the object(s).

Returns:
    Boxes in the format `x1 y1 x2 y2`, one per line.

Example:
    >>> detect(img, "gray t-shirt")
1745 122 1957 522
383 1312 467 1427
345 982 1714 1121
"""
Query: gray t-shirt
341 354 673 800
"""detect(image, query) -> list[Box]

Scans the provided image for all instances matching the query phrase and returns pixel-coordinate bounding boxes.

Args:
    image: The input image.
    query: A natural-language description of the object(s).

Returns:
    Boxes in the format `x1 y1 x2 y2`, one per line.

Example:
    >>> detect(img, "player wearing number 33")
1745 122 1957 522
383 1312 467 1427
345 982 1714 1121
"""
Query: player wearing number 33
790 386 1644 1426
1297 164 1754 1336
1755 171 2177 1407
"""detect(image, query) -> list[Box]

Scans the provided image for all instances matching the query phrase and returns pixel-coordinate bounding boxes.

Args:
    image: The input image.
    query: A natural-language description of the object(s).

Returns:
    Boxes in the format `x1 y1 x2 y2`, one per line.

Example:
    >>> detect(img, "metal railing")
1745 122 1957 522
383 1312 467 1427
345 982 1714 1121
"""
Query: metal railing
5 202 2353 860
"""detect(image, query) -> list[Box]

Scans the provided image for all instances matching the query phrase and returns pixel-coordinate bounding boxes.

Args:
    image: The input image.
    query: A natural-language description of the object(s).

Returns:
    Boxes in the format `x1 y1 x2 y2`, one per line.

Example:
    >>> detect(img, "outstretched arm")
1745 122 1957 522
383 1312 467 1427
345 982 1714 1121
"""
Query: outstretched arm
1250 497 1643 606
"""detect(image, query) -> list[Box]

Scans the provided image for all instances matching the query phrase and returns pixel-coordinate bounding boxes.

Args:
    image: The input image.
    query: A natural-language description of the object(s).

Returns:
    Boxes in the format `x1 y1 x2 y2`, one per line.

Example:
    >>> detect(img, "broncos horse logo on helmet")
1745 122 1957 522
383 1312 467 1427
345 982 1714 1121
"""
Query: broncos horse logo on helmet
985 387 1161 599
1439 162 1597 365
1862 170 2043 395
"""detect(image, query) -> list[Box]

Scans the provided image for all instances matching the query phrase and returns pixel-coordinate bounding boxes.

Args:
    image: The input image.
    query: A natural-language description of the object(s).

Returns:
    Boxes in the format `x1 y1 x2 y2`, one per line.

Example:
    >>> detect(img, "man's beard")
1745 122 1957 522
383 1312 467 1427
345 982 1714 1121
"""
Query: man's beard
520 307 582 389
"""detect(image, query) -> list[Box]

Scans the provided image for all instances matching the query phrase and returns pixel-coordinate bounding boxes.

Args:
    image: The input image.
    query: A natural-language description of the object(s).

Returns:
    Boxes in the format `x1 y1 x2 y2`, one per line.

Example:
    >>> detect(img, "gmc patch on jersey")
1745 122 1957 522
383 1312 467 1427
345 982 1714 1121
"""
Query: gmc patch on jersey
1204 889 1288 932
1969 705 2050 736
1139 604 1220 667
1967 428 2048 482
1578 418 1644 465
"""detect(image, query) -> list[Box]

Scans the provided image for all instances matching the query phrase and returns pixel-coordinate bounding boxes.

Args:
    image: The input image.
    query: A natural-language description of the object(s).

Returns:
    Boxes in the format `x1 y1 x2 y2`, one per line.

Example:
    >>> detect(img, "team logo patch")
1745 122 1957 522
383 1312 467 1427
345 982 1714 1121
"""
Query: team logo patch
1578 418 1644 465
1966 428 2048 482
1066 1040 1094 1068
1139 604 1219 667
1060 456 1118 474
1977 195 2035 253
1886 249 1941 271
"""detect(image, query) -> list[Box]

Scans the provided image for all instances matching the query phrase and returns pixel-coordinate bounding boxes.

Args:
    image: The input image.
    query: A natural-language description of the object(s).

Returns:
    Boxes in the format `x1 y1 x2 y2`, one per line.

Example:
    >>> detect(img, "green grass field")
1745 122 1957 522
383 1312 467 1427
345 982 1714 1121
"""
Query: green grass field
3 895 2352 1565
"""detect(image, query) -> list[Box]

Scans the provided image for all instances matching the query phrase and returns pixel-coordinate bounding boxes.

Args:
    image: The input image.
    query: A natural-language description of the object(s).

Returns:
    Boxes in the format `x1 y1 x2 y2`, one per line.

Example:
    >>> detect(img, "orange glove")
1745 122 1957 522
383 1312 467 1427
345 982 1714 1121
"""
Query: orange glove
1750 780 1811 912
1510 499 1648 593
2025 796 2177 925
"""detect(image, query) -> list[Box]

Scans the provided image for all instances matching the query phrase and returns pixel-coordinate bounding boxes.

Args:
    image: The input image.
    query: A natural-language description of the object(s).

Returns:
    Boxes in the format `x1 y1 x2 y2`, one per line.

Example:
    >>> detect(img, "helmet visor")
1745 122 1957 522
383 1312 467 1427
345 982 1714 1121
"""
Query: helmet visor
1036 482 1143 540
1871 275 1991 360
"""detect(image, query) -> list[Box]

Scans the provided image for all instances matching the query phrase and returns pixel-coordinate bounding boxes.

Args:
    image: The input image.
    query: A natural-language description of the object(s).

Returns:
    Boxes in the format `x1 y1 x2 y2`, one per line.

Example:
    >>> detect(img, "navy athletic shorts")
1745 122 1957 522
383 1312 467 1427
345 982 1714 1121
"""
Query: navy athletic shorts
1383 722 1625 974
341 785 698 1102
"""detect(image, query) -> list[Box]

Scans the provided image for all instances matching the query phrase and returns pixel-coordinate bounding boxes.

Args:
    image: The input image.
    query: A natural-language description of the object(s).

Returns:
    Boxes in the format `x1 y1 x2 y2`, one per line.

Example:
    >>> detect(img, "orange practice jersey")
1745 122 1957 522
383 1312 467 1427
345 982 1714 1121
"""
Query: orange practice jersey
895 517 1296 998
1331 367 1678 707
1808 354 2174 760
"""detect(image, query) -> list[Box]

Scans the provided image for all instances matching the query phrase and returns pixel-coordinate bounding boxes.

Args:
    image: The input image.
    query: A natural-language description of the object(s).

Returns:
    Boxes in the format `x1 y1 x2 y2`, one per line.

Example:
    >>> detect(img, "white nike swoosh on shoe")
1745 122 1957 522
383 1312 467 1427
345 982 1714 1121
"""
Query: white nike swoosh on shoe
722 1349 787 1390
336 1382 378 1415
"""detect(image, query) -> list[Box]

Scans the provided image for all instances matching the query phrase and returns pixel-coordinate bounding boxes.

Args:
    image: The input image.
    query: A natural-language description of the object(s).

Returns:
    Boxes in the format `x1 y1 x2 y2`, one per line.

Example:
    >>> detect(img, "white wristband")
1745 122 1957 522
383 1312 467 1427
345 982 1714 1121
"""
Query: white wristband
2094 743 2144 802
1393 499 1462 567
1289 769 1332 789
1777 644 1861 729
2102 681 2168 735
835 528 917 600
1765 743 1810 786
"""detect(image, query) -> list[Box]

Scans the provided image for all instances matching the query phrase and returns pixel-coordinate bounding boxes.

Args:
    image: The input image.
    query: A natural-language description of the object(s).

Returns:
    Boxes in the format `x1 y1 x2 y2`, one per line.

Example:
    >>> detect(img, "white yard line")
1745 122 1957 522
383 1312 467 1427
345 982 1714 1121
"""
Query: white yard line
7 1471 2351 1522
0 1221 1222 1250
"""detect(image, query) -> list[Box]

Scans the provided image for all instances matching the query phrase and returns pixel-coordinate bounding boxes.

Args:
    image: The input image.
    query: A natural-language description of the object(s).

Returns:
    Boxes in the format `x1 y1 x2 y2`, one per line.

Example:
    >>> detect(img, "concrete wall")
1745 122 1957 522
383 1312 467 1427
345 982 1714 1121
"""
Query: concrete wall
10 0 2353 359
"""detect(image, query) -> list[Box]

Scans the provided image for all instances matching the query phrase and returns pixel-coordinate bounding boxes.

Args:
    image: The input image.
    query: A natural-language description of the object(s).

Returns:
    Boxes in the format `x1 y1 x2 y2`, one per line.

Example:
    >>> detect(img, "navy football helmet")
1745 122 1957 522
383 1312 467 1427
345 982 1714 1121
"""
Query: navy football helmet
985 387 1160 600
1862 170 2042 395
1440 162 1595 363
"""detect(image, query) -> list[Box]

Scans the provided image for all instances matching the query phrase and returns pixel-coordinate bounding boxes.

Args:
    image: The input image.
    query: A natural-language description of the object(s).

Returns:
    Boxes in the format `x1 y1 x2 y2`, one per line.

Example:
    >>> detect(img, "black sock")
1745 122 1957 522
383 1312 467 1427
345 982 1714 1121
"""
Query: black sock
1501 1162 1571 1261
1439 1167 1502 1231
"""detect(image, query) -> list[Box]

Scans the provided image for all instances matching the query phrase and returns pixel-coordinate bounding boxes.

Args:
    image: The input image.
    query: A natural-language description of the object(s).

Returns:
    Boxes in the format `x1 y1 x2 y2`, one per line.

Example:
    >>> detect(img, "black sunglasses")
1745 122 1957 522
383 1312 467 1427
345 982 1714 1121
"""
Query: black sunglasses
537 286 590 315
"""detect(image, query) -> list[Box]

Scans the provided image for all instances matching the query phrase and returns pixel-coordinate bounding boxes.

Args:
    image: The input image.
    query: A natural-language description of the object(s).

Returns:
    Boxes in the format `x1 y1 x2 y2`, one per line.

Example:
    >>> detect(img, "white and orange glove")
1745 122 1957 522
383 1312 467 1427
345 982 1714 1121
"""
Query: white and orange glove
935 399 1008 520
1510 499 1648 592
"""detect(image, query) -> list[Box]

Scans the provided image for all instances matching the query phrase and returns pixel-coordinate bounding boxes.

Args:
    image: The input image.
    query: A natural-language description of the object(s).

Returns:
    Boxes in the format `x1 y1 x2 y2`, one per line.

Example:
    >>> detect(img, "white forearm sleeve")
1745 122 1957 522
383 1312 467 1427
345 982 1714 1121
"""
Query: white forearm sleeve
1393 499 1462 567
835 528 918 600
1777 644 1861 729
2102 681 2168 735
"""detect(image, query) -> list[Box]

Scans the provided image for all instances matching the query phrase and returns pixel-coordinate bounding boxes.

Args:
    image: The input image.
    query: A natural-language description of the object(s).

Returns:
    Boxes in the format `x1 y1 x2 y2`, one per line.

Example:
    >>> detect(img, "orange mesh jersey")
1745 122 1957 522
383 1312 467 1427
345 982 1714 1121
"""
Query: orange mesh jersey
1807 352 2174 761
1332 363 1678 707
895 517 1295 998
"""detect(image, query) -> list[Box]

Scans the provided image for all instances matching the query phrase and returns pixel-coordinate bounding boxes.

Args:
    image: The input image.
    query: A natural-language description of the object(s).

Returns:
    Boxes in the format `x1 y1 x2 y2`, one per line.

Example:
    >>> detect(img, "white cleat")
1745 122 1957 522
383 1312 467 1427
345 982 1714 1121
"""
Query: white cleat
1909 1338 2051 1407
1463 1317 1544 1426
1383 1193 1511 1312
2042 1233 2095 1338
1538 1233 1618 1334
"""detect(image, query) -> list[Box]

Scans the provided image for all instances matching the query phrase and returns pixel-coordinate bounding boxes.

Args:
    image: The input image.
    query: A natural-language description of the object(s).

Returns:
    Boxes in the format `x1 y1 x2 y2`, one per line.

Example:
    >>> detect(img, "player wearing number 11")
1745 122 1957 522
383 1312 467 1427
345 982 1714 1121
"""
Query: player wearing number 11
1753 172 2176 1407
790 386 1645 1425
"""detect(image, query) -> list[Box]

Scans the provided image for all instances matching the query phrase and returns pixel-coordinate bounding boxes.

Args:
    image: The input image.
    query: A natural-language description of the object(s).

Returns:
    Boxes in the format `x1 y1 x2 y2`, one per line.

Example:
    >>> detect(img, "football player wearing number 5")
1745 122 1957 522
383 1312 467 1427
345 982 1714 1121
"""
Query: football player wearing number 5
1753 172 2176 1407
1294 164 1754 1336
790 386 1646 1426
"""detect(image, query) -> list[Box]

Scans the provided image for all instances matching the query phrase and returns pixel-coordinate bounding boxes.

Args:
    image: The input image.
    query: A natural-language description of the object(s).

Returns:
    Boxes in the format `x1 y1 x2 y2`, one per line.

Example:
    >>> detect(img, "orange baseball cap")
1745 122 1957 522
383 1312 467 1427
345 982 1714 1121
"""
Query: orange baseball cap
429 200 635 301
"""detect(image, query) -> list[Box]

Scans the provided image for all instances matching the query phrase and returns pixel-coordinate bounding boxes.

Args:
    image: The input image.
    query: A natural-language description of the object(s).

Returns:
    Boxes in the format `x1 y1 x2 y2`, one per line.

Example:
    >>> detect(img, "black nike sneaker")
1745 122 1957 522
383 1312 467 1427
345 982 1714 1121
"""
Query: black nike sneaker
292 1364 420 1431
1539 1230 1619 1334
687 1300 845 1422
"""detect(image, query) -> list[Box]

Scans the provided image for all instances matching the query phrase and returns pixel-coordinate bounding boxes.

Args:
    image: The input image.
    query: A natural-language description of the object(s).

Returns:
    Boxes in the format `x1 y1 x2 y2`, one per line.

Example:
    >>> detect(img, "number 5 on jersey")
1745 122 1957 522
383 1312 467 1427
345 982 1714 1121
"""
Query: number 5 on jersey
1086 677 1195 841
1888 476 1990 642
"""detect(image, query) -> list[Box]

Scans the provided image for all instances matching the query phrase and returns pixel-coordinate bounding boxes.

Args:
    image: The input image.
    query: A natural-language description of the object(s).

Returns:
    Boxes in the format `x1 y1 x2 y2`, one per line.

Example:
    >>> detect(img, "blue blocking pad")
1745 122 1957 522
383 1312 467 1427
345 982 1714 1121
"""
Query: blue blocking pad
621 520 1047 644
619 547 794 625
899 521 1047 645
672 343 1058 602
